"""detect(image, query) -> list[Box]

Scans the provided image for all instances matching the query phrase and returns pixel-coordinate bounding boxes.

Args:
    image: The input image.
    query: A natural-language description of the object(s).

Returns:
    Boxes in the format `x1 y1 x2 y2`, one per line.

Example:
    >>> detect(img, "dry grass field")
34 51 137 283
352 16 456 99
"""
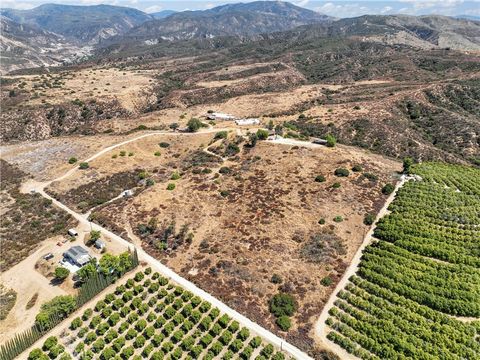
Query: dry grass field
5 67 156 111
46 131 401 352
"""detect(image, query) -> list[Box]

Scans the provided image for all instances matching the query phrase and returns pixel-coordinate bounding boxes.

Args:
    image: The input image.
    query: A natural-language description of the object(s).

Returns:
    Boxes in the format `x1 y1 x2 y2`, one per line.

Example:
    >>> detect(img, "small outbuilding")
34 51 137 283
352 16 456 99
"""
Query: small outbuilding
235 118 260 126
122 189 134 197
206 112 236 121
68 228 79 237
63 246 91 267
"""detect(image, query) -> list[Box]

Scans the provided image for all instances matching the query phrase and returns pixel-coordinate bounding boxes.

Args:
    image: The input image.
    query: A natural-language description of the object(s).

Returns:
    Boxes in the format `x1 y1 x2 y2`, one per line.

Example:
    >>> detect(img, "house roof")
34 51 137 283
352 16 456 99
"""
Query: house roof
64 246 91 265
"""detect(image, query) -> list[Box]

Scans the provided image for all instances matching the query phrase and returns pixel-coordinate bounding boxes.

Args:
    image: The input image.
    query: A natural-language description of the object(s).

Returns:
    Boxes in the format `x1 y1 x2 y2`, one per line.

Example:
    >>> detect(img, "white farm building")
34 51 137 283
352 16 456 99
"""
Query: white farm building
206 112 236 121
235 118 260 126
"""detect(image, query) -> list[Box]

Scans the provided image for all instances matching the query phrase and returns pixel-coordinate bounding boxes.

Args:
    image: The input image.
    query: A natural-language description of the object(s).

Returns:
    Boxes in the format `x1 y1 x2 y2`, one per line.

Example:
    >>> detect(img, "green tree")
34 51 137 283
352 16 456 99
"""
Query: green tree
363 214 375 225
256 129 269 140
269 293 297 317
382 183 395 195
118 252 133 274
79 162 89 169
68 157 77 164
36 296 76 328
320 276 333 286
99 253 120 276
214 131 228 140
54 266 70 281
29 349 46 360
77 259 97 282
89 230 101 241
334 168 349 177
352 164 363 172
332 182 341 189
43 337 58 351
187 118 203 132
101 347 115 360
326 134 337 147
70 317 83 330
403 157 414 174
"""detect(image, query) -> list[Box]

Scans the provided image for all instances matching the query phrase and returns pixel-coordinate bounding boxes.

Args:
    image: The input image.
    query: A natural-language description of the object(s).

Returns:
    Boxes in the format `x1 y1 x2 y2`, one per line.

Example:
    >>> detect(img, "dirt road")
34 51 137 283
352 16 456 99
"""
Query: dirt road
313 175 408 359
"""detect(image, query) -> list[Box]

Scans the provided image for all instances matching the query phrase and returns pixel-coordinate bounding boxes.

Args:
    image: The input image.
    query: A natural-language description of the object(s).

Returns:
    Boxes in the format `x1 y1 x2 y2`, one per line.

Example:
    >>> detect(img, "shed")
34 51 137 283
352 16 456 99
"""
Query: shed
63 246 91 267
68 228 79 237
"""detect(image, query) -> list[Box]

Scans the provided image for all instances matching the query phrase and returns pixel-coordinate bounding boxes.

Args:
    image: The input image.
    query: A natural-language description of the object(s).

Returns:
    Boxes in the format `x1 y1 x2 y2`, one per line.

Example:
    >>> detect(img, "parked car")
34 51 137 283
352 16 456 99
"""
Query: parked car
43 253 54 260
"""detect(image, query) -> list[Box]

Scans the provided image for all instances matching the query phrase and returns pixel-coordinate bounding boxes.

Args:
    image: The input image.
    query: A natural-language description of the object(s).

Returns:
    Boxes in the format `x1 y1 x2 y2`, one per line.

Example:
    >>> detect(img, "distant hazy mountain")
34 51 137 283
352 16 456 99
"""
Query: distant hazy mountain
326 15 480 51
121 1 332 41
0 16 85 74
254 14 480 52
99 12 480 60
150 10 177 19
456 15 480 21
0 4 153 45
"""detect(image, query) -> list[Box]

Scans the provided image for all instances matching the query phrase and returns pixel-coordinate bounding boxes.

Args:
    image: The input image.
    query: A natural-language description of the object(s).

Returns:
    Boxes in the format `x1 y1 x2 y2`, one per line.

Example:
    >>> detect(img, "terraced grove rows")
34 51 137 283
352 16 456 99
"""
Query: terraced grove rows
31 267 289 360
325 162 480 359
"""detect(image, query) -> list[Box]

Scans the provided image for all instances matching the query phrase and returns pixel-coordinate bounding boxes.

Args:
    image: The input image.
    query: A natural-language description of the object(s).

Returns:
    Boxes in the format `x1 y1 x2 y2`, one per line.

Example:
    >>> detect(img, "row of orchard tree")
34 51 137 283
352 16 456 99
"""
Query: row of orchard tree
0 248 139 360
325 162 480 360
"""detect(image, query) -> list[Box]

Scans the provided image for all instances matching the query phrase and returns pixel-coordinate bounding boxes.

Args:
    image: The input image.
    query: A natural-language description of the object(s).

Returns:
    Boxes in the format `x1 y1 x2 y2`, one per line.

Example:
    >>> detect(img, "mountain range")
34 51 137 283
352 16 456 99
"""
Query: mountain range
0 1 479 74
119 1 332 41
0 4 152 45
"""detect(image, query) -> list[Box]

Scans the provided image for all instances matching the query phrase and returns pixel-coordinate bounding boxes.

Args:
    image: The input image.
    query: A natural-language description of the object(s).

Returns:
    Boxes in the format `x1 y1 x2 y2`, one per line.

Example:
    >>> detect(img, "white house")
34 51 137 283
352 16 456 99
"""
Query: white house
63 246 91 267
235 118 260 126
206 112 236 121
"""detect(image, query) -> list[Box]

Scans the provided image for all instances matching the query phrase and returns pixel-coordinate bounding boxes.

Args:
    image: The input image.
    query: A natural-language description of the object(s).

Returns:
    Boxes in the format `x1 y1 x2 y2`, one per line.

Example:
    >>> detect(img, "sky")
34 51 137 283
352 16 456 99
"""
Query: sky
1 0 480 18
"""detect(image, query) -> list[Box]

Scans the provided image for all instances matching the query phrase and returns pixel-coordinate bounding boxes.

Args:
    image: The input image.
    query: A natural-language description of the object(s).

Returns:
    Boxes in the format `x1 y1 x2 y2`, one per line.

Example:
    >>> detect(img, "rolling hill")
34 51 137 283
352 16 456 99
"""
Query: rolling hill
0 4 153 45
0 16 84 74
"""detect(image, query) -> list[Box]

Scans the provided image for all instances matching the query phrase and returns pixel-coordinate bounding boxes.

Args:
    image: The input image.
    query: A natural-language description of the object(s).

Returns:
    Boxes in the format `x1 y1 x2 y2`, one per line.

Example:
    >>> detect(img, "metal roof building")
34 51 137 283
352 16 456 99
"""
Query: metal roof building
235 118 260 126
206 112 236 120
63 246 91 267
